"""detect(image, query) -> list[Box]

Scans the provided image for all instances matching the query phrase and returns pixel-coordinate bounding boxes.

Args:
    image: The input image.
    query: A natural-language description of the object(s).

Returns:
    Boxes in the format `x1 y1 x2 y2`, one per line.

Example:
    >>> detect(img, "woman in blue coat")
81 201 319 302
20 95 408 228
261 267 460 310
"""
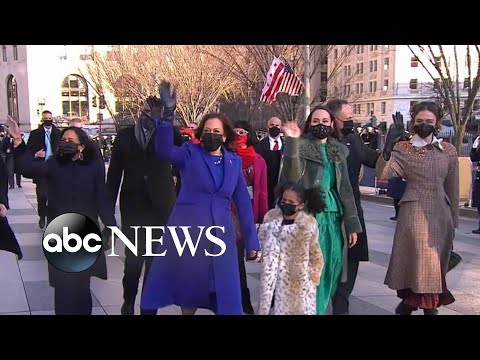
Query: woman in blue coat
141 89 261 315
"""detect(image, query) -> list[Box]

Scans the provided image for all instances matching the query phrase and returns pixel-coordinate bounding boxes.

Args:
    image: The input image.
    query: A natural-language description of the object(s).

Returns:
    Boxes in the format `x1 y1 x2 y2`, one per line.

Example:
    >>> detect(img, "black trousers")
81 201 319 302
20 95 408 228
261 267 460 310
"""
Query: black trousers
331 257 360 315
393 198 400 217
122 225 157 314
236 239 251 306
54 273 92 315
35 181 48 219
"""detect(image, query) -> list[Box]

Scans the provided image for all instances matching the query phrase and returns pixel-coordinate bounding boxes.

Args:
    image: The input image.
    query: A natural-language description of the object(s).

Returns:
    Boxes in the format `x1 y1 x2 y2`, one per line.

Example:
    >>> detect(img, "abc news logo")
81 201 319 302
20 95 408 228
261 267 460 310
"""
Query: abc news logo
42 213 227 273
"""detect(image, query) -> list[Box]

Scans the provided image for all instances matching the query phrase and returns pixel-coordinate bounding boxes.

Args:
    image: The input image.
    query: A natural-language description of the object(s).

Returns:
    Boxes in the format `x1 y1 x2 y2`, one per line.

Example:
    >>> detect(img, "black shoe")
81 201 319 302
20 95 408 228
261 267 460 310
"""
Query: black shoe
39 218 46 229
242 298 255 315
423 308 438 315
17 185 22 188
395 302 415 315
390 216 398 221
9 186 14 189
140 309 157 315
473 229 480 234
121 301 135 315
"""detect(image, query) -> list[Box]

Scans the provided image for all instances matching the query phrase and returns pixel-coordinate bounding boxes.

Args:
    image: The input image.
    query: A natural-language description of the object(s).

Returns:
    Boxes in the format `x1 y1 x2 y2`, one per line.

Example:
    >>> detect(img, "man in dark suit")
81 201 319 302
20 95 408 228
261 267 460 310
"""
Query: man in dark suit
25 110 61 229
325 99 380 315
254 116 284 209
106 96 179 315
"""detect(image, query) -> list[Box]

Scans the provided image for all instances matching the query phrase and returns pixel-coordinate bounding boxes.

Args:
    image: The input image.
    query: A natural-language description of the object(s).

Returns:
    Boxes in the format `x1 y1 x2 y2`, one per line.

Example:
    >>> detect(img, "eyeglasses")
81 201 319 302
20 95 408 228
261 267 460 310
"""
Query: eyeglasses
234 129 249 136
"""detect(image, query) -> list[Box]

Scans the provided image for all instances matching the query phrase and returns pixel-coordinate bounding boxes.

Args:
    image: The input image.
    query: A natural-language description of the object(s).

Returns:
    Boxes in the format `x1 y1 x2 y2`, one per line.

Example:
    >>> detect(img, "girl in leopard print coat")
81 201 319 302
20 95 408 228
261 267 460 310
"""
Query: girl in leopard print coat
258 181 324 315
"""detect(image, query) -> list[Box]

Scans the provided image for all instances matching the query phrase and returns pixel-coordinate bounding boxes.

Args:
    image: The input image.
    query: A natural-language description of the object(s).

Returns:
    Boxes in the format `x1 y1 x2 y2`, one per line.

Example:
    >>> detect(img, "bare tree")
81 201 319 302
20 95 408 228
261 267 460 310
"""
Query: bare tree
408 45 480 152
83 45 239 127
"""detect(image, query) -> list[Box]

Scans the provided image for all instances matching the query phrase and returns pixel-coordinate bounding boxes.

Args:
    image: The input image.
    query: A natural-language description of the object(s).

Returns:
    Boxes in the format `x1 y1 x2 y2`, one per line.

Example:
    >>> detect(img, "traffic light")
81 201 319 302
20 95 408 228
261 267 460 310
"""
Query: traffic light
92 96 97 107
99 95 106 109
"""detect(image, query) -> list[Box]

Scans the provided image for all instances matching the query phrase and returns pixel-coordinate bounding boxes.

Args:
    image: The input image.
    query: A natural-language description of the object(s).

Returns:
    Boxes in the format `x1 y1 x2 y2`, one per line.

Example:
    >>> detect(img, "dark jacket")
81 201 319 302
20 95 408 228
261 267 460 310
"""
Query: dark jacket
25 125 61 183
470 146 480 208
0 160 21 258
14 141 115 283
106 126 179 227
387 177 407 200
254 136 284 209
341 132 380 261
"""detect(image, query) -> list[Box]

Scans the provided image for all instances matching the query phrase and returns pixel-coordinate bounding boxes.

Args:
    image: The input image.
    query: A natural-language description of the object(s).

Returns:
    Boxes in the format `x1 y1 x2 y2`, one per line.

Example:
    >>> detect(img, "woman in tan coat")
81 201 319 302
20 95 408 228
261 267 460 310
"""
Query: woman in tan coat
377 101 458 315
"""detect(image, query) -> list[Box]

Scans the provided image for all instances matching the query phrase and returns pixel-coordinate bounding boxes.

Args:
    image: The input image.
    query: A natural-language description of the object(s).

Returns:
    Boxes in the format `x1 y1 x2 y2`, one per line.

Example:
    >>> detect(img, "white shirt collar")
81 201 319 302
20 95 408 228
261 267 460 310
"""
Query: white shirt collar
268 135 282 150
410 134 443 150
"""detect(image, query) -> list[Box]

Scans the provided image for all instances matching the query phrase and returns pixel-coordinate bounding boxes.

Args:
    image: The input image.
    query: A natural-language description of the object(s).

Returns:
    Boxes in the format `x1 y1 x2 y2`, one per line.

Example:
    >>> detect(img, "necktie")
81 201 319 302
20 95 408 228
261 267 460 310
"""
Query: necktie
273 140 279 151
45 130 52 159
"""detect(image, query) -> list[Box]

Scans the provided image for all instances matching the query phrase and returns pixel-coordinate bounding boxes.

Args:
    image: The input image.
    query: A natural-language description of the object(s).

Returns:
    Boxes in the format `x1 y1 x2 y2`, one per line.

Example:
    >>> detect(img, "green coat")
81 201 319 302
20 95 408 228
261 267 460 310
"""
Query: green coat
282 135 362 282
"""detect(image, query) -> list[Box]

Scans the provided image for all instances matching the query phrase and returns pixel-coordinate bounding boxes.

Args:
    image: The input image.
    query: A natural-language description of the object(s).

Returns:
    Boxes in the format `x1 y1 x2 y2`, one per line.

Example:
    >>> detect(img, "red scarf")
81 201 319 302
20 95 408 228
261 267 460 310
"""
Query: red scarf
236 145 256 169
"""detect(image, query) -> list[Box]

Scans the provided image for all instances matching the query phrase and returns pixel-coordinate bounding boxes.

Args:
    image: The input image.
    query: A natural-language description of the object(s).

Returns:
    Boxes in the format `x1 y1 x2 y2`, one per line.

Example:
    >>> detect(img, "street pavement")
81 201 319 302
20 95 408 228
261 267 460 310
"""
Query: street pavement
1 178 480 315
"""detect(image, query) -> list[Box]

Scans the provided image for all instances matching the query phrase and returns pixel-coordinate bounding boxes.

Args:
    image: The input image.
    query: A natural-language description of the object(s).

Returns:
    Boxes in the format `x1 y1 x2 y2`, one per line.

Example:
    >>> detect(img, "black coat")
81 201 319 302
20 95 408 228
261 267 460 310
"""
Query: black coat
14 142 115 284
254 137 284 209
25 125 62 183
341 132 380 262
470 146 480 208
0 158 21 258
106 126 179 227
387 177 407 200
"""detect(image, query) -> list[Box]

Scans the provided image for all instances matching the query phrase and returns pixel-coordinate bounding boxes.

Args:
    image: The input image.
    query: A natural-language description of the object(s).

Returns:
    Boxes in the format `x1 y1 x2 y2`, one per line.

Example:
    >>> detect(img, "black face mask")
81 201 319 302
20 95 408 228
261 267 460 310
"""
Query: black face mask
43 120 53 127
341 120 354 136
413 124 435 139
139 112 155 132
310 124 333 139
56 141 79 160
268 127 281 138
201 133 224 152
279 202 298 216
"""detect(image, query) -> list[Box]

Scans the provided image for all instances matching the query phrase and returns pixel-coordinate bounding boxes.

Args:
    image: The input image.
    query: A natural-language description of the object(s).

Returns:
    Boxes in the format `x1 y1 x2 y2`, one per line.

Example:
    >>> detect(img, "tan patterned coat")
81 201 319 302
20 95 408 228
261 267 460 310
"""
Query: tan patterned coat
257 208 324 315
376 140 459 293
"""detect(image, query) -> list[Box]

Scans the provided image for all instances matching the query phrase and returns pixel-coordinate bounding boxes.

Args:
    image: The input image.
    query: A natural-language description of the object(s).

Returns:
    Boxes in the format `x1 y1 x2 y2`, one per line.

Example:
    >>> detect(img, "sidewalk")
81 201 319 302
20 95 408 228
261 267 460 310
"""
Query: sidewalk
360 186 478 219
0 178 258 315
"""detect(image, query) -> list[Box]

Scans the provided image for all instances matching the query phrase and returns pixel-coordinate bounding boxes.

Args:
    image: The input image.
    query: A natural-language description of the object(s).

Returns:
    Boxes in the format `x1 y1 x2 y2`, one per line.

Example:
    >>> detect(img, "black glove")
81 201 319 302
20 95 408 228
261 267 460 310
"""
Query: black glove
159 81 177 122
145 97 163 121
383 112 407 161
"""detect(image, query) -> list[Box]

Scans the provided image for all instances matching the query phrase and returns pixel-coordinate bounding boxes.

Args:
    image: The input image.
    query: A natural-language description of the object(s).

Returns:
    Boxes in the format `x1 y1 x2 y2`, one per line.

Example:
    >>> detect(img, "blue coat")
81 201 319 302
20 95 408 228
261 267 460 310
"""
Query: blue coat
141 121 260 315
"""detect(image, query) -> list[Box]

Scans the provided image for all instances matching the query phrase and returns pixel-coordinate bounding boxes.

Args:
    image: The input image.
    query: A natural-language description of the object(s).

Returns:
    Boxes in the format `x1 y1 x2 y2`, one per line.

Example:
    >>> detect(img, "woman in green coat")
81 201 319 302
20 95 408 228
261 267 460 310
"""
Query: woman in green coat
282 105 362 315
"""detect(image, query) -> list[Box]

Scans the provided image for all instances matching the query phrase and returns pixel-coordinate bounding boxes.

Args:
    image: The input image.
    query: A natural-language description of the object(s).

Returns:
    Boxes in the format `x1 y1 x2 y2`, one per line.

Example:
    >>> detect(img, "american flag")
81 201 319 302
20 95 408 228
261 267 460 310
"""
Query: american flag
260 56 304 105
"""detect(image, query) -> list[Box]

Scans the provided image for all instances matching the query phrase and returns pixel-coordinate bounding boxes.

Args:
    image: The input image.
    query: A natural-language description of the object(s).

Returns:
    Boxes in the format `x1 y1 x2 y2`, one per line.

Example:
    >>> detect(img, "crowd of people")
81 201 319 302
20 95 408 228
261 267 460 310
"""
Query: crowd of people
0 82 461 315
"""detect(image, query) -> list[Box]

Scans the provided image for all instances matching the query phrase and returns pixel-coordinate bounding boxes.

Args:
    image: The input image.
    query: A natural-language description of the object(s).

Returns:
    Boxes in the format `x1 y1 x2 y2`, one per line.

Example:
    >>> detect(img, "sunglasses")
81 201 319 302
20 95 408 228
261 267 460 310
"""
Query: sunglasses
234 129 249 136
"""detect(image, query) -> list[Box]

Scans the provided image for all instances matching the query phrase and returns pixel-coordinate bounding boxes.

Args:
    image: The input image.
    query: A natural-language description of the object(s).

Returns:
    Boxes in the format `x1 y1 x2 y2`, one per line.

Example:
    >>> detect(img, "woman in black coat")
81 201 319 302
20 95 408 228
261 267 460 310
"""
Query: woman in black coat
0 147 22 258
7 116 116 315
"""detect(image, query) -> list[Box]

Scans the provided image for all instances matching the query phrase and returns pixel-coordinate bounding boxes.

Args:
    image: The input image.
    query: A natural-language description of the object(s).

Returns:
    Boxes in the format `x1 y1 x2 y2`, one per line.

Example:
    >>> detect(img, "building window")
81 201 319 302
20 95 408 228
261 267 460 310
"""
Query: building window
370 45 374 51
411 56 419 67
374 45 378 50
367 103 370 114
13 45 18 61
334 49 338 60
346 85 351 96
370 103 374 113
464 77 470 89
410 100 419 109
360 83 363 94
381 102 386 114
61 74 89 119
356 62 364 74
384 57 389 70
409 79 418 90
383 79 389 91
2 45 6 62
369 81 377 93
355 84 359 94
6 75 19 123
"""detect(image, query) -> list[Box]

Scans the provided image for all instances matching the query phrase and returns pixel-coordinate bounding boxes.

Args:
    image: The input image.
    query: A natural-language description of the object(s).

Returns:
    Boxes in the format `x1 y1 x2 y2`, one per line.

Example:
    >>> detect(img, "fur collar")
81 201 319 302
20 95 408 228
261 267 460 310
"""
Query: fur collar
263 207 314 230
298 136 349 164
